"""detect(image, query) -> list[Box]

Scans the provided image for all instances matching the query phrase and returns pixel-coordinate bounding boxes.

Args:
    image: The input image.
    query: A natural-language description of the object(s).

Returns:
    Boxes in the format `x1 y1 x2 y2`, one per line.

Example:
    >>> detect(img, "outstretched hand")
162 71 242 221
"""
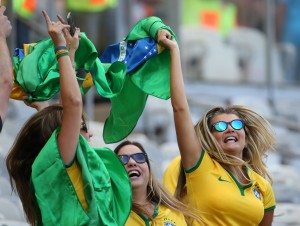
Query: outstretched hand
42 10 70 47
0 1 12 39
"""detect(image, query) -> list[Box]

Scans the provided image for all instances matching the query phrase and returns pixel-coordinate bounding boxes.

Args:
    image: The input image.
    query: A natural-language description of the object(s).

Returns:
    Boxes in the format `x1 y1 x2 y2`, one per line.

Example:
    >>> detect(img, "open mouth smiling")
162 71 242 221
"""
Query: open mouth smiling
224 136 238 143
128 170 141 178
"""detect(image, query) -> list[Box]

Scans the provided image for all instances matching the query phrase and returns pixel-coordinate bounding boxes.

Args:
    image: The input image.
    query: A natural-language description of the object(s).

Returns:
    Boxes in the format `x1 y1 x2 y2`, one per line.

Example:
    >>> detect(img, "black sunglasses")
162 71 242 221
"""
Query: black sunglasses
118 153 148 165
80 121 88 133
212 119 244 132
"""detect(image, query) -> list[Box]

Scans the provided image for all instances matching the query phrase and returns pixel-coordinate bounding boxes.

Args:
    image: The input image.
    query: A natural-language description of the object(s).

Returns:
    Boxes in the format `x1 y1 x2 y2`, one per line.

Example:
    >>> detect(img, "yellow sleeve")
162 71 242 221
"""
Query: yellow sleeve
163 155 181 195
263 182 276 211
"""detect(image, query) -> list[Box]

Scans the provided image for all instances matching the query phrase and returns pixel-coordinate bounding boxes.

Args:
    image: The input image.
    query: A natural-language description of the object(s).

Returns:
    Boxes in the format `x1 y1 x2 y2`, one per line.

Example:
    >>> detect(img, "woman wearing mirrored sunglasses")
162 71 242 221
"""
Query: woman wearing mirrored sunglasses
114 140 203 226
6 10 131 226
158 29 276 226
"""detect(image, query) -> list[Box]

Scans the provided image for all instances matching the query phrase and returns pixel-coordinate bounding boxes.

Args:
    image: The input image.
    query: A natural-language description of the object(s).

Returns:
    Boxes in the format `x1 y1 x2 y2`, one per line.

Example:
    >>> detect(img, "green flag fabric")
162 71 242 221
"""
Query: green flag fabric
103 76 148 143
125 16 177 99
12 33 127 102
102 16 178 143
31 129 131 225
11 16 177 144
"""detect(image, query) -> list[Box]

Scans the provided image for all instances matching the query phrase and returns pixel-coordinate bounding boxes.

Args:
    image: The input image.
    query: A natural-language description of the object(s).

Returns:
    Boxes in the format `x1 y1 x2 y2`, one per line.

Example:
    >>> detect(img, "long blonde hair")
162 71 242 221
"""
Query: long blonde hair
175 105 276 199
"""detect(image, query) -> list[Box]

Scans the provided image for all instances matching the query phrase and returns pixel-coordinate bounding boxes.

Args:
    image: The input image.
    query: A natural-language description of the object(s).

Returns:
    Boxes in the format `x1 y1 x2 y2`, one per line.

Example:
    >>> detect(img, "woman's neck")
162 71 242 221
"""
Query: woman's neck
223 164 250 184
132 187 155 216
132 187 150 205
232 165 250 184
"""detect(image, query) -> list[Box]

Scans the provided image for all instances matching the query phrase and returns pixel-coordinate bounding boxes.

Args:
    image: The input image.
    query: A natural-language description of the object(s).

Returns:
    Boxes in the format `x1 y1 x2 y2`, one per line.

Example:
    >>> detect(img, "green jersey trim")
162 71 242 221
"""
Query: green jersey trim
185 149 205 173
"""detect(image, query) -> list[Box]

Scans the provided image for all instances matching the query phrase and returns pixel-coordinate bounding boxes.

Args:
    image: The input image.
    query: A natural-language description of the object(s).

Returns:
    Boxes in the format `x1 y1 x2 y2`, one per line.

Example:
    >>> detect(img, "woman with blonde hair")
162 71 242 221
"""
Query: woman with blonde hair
159 28 276 226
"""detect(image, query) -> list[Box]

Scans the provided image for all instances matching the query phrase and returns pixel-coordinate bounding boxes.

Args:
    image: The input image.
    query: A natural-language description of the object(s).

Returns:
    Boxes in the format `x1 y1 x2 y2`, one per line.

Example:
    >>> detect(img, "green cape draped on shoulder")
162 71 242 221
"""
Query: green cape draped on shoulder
31 130 131 225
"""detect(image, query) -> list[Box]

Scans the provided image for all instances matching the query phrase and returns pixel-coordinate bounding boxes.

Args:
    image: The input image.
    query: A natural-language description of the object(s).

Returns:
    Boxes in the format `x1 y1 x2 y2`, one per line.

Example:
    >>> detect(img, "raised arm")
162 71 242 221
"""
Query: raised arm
42 10 82 164
157 29 202 170
0 3 12 129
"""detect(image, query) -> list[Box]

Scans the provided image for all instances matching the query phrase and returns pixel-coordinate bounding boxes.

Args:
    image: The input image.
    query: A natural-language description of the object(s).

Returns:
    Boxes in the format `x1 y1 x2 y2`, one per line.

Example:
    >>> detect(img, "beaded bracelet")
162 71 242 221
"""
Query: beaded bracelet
55 46 69 60
55 46 68 52
56 52 69 60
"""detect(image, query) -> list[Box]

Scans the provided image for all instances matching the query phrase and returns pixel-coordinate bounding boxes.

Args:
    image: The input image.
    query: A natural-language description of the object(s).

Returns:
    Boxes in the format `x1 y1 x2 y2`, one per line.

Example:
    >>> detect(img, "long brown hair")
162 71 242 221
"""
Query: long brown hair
114 140 202 224
6 104 64 226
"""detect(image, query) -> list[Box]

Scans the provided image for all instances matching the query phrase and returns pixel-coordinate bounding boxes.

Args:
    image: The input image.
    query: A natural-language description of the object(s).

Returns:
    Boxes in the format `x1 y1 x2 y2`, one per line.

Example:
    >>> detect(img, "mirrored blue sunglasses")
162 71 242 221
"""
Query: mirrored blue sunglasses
212 119 244 132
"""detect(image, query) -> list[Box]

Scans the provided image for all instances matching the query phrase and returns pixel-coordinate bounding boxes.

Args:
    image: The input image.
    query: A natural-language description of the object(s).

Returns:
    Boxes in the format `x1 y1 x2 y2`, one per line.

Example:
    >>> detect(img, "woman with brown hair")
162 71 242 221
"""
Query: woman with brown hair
6 10 130 226
114 140 202 225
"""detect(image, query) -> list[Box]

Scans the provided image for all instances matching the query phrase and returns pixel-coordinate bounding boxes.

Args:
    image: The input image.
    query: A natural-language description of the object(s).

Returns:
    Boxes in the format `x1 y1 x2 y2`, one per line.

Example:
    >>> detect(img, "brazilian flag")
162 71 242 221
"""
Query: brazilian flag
99 16 178 143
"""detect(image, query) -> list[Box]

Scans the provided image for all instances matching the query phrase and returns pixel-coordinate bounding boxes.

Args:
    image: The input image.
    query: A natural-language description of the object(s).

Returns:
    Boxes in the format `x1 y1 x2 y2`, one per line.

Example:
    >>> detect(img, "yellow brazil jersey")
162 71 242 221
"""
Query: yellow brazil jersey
66 160 89 210
125 204 187 226
185 151 276 226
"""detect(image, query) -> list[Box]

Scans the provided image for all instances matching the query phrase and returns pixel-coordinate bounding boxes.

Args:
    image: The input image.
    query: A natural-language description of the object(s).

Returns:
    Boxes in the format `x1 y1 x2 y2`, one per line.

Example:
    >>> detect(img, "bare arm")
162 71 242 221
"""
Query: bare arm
0 4 12 125
259 210 274 226
42 10 82 164
157 30 202 170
